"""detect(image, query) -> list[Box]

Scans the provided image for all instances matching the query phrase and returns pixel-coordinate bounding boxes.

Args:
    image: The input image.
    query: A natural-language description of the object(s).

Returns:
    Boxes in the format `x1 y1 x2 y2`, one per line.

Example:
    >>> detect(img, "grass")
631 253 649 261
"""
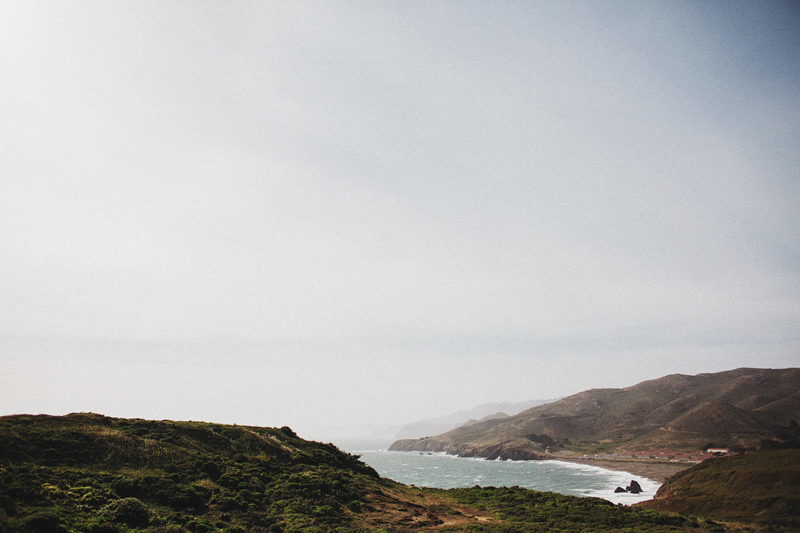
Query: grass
638 449 800 529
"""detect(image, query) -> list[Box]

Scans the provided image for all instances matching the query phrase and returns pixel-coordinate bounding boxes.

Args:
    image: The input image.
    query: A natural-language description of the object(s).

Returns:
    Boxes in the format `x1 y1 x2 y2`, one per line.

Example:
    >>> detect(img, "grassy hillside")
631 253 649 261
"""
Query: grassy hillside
0 413 725 532
638 449 800 528
390 368 800 458
0 413 380 532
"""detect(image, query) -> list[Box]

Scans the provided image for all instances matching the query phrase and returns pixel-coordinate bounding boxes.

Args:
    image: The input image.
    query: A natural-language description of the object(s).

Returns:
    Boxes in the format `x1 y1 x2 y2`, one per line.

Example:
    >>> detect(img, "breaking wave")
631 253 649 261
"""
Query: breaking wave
355 450 660 505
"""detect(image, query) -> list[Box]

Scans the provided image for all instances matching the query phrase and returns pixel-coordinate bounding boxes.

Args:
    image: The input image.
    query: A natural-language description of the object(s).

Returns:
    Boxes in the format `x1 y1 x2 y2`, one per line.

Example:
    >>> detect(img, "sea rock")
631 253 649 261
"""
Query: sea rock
626 480 643 494
614 487 627 493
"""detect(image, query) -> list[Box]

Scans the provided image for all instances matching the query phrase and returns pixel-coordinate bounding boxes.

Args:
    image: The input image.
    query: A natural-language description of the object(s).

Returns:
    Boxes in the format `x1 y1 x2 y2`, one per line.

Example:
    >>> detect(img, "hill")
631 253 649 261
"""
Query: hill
317 398 555 448
389 368 800 459
0 413 725 532
389 399 554 441
637 449 800 527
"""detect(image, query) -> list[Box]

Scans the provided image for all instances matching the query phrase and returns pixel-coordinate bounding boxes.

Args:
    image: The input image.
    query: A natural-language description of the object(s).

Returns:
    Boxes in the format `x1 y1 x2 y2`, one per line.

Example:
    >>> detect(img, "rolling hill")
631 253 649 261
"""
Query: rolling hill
389 368 800 459
637 448 800 527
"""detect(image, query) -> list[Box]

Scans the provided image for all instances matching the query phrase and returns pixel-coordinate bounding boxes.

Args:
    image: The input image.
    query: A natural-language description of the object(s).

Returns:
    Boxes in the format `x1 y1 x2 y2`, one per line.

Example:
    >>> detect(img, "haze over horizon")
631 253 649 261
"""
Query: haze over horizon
2 1 799 442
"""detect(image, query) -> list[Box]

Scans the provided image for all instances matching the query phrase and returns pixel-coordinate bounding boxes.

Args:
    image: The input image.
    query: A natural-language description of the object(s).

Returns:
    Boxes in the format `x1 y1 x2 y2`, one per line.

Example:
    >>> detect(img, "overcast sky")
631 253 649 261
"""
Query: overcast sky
2 1 799 441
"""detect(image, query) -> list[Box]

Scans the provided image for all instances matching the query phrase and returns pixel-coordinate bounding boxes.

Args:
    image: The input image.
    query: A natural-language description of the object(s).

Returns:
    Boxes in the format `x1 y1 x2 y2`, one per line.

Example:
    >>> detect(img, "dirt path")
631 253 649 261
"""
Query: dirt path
355 482 495 530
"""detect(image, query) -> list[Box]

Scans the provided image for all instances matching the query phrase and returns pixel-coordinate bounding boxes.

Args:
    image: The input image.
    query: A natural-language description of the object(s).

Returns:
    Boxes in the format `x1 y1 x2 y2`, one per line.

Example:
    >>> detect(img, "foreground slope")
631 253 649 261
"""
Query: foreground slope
0 413 381 532
390 368 800 459
0 413 723 532
637 449 800 528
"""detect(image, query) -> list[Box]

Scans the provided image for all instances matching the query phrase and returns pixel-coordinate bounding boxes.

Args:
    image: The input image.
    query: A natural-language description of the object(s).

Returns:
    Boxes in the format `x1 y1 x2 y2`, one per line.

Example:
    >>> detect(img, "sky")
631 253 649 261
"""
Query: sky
2 1 799 442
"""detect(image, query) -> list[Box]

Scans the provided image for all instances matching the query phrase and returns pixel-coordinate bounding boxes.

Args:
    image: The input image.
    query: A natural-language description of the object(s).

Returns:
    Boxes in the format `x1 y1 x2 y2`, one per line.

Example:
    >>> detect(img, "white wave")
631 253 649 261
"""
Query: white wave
358 451 662 505
546 460 661 505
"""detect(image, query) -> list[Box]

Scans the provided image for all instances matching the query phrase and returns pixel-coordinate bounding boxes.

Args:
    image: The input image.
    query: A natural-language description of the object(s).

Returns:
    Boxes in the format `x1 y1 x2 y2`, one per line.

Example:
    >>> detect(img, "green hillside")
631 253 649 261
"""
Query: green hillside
0 413 379 532
0 413 724 532
637 449 800 528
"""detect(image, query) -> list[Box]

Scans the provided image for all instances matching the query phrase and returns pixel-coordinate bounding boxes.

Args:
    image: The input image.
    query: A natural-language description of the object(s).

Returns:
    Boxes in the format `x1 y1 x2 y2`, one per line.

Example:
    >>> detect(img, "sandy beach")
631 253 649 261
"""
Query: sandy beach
558 458 692 483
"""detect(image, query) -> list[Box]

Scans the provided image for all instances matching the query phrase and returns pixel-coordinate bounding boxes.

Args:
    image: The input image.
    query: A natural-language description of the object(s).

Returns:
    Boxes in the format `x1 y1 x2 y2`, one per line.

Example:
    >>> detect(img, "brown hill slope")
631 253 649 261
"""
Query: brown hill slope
390 368 800 459
664 401 770 433
637 449 800 527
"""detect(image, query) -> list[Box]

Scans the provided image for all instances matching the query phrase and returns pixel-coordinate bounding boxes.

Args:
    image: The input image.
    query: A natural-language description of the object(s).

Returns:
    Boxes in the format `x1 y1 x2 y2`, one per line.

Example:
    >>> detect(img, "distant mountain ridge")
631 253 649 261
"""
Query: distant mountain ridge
390 399 555 440
390 367 800 460
318 398 555 447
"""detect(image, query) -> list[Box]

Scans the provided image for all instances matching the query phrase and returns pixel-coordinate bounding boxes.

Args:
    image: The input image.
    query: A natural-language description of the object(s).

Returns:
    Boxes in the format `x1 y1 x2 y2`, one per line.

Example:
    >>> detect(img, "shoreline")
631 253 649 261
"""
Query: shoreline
368 448 694 485
555 457 691 484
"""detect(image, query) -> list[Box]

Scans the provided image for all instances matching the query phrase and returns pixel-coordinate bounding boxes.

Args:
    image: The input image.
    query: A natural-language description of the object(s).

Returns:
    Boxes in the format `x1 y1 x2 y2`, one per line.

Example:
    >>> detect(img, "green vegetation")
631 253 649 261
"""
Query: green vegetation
436 487 723 532
0 413 767 532
639 449 800 529
0 413 379 532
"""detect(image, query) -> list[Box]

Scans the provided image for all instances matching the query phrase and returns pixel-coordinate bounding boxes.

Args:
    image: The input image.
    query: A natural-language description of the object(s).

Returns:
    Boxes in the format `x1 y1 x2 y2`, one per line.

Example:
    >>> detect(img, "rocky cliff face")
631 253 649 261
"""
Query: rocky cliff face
389 438 448 453
389 437 549 460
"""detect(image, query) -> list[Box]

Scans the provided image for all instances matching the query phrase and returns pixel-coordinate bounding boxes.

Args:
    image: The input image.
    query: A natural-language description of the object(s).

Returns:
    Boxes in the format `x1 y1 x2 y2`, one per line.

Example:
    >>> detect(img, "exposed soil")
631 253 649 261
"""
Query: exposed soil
354 482 495 530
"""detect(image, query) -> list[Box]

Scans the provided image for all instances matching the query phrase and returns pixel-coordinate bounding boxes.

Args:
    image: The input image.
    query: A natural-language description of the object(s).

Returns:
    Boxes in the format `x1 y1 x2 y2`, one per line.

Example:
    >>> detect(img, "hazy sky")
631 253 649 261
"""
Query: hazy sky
2 1 799 441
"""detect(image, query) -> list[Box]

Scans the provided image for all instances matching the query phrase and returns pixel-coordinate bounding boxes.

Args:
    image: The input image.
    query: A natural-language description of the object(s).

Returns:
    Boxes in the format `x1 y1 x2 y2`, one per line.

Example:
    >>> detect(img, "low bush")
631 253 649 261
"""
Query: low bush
102 497 151 528
20 510 68 533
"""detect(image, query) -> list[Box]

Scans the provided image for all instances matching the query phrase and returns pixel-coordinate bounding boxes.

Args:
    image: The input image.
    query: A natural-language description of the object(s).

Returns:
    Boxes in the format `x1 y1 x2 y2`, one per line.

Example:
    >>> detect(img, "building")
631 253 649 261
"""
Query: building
706 448 730 454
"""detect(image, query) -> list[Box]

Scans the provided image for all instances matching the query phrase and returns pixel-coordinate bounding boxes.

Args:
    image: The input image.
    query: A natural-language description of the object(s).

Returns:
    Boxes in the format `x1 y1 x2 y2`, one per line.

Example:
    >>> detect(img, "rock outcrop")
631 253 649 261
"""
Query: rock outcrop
614 480 643 494
626 480 643 494
389 438 448 453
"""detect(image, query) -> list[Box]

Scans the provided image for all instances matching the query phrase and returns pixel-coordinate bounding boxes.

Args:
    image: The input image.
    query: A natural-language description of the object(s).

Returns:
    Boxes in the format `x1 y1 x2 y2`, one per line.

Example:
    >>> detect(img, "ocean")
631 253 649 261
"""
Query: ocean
352 449 660 505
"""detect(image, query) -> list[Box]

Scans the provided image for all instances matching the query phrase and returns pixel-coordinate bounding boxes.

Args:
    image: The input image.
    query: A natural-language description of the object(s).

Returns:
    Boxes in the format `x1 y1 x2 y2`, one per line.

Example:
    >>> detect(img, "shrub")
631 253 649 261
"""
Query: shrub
90 525 119 533
184 519 215 533
20 510 68 533
102 497 151 528
199 461 221 481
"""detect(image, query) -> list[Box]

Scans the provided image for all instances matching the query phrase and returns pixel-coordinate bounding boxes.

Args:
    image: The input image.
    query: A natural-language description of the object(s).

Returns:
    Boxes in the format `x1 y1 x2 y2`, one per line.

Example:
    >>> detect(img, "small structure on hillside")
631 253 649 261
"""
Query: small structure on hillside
707 448 731 454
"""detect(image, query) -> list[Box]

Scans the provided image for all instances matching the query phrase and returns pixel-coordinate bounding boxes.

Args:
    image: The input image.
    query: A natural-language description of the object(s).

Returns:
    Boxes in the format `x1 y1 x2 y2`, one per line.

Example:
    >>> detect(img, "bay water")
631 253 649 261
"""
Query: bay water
353 449 660 505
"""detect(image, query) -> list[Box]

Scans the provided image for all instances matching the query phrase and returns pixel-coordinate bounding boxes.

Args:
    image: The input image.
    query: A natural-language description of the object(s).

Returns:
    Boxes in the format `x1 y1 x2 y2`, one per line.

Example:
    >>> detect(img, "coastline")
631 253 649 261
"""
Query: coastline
556 457 691 483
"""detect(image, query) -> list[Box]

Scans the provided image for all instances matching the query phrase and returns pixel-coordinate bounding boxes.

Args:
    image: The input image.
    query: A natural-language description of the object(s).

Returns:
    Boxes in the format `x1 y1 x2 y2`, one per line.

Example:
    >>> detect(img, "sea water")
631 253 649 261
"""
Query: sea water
353 450 660 505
